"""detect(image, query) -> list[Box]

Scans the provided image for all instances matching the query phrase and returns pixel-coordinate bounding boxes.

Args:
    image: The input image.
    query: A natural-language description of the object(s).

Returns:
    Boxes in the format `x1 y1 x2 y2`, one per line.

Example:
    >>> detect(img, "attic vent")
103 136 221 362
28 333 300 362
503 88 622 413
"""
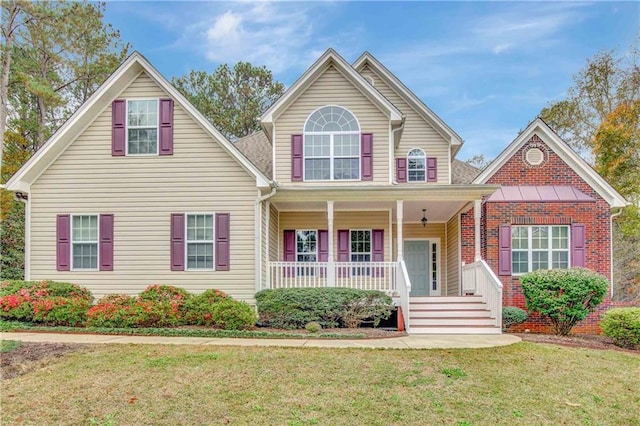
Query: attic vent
524 147 545 166
365 75 375 86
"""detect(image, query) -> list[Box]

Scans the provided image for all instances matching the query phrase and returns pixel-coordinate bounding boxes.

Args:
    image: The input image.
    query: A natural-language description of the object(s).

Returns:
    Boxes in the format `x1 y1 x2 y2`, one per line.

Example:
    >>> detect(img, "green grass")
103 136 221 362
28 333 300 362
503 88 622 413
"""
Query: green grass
2 342 639 425
0 339 21 352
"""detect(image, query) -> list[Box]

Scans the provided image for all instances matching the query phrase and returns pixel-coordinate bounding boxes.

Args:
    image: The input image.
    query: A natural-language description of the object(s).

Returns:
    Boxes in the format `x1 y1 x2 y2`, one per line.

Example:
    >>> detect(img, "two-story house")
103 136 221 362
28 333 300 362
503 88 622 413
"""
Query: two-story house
5 49 627 334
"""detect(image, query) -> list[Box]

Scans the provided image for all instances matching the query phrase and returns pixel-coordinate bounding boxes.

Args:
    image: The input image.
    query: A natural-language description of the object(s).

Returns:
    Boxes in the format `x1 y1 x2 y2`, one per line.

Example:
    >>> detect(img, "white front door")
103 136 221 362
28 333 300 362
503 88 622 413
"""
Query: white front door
405 240 440 296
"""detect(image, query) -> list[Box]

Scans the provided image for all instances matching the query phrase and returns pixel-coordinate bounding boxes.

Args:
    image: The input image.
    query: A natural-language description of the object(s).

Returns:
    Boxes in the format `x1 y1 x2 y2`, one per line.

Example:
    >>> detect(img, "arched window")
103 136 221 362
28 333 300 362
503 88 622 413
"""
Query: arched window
303 106 361 180
407 148 426 182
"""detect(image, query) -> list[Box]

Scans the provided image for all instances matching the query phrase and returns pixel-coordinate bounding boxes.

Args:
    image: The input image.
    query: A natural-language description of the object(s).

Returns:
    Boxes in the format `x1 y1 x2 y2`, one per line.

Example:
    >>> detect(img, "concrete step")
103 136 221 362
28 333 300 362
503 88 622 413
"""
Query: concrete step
408 325 502 335
410 302 488 311
410 317 497 326
410 296 483 304
410 309 492 318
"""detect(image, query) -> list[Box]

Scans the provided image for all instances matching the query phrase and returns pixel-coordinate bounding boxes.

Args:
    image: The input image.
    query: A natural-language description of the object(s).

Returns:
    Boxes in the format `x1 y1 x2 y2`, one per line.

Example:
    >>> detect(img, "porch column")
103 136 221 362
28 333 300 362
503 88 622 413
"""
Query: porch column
474 199 482 262
396 200 404 261
265 201 271 289
327 201 335 287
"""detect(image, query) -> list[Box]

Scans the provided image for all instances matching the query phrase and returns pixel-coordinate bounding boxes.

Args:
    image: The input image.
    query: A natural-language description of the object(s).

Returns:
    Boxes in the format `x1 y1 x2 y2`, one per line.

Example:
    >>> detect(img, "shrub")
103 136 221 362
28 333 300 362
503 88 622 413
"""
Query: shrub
183 289 229 326
139 285 191 304
32 296 90 326
502 306 528 331
342 293 394 328
255 288 394 329
600 307 640 349
520 268 608 335
211 299 256 330
87 295 182 328
305 322 322 333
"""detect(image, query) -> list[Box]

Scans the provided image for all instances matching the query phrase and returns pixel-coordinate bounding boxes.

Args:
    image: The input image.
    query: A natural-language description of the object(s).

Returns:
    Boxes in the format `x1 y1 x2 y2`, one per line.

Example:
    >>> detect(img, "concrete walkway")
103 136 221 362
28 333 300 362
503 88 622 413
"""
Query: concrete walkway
1 332 520 349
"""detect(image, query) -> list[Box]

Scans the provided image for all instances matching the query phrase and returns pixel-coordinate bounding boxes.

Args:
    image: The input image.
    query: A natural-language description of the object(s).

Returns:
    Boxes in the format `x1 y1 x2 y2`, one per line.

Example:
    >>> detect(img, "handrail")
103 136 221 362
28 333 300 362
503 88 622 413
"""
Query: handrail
461 260 503 328
397 259 411 332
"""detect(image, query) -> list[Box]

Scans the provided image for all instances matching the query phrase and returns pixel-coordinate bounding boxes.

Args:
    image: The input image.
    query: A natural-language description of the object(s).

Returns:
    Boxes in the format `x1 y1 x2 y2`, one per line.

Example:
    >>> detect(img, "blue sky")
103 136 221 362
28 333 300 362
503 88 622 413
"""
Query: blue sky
104 1 639 161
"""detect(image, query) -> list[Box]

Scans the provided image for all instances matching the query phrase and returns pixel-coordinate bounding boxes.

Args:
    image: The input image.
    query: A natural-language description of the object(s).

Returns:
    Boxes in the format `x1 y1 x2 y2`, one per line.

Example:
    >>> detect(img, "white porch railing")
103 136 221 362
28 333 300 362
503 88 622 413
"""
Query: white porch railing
461 260 503 328
397 259 411 332
268 261 397 294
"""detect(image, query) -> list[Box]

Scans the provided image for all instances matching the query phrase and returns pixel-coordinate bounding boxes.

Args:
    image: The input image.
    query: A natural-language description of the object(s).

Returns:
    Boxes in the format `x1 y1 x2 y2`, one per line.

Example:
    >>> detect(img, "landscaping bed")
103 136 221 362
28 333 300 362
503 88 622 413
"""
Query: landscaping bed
516 332 639 354
1 340 85 380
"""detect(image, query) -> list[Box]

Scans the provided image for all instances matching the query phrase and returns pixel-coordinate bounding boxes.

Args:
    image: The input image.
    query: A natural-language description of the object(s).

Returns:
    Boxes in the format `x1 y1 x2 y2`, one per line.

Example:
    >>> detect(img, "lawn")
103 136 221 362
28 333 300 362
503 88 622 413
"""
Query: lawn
2 342 639 425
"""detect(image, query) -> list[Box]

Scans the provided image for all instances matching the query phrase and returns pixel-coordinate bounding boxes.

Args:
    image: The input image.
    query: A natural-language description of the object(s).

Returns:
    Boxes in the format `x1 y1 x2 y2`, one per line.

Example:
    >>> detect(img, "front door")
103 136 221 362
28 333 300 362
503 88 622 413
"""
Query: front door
405 240 430 296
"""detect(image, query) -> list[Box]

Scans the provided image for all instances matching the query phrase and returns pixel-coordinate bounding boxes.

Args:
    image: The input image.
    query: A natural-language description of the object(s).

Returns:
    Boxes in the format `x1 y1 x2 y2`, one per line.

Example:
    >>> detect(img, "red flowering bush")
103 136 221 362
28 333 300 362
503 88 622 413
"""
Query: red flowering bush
32 296 90 326
87 293 184 328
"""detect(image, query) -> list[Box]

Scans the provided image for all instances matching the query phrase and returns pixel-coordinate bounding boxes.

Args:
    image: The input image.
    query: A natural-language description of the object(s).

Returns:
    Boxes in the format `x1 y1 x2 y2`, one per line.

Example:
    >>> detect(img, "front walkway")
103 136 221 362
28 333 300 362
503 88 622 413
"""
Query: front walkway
1 332 520 349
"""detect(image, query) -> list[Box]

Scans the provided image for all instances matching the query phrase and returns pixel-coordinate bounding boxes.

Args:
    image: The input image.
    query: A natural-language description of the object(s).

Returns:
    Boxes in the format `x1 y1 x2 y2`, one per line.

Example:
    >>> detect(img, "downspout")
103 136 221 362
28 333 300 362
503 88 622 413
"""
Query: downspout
609 207 624 298
255 185 277 293
14 191 30 280
390 118 406 184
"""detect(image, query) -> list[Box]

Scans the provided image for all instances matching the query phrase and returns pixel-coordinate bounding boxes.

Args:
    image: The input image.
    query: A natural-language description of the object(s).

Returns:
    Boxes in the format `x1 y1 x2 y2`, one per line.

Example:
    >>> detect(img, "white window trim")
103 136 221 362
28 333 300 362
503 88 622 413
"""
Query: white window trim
125 98 160 156
512 225 571 276
185 212 216 271
302 105 362 182
70 214 99 272
349 229 372 262
295 229 318 262
407 148 426 183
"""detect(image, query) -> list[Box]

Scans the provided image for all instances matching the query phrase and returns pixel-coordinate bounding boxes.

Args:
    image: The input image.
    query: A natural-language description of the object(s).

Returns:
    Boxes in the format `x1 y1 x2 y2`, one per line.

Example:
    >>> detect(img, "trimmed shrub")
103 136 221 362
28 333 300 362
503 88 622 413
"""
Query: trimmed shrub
502 306 527 331
600 307 640 349
87 295 182 328
342 293 394 328
139 285 191 303
305 322 322 333
183 289 229 326
521 268 608 335
211 299 256 330
255 288 394 329
32 296 91 326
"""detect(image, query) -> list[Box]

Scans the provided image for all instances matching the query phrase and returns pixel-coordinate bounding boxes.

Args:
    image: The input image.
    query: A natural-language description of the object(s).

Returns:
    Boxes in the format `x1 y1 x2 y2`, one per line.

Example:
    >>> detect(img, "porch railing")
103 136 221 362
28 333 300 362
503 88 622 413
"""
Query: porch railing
268 261 397 294
461 260 503 328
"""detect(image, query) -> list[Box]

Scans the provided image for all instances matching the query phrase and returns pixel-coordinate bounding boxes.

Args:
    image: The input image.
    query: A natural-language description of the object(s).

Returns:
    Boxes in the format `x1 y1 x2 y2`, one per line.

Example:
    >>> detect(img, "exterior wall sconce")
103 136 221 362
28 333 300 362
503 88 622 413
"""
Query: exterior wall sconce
421 209 428 227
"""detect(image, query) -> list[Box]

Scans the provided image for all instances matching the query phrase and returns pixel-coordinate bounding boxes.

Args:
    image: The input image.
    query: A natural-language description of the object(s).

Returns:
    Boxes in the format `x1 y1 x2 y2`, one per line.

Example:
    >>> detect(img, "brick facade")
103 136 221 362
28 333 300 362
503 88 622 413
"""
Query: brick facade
468 134 614 334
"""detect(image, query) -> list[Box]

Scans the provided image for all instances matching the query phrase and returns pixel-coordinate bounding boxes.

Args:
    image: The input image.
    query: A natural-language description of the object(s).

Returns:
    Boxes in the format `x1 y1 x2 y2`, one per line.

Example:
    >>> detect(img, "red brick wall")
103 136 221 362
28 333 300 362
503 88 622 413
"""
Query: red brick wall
473 134 614 334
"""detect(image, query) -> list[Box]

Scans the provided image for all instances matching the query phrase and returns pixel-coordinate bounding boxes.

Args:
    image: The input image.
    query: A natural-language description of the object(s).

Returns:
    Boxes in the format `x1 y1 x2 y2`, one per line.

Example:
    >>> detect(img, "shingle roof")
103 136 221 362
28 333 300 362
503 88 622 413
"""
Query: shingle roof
233 130 481 184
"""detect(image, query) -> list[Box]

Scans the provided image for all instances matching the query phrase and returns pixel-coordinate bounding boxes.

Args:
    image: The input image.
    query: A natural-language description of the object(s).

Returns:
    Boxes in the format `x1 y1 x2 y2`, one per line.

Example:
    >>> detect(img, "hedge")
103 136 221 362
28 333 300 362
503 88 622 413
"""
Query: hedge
600 307 640 349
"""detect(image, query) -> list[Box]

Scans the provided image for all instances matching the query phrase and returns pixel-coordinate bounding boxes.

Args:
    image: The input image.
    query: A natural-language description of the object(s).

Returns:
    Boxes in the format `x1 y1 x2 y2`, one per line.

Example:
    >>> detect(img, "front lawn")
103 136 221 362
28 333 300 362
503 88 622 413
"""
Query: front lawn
2 342 639 425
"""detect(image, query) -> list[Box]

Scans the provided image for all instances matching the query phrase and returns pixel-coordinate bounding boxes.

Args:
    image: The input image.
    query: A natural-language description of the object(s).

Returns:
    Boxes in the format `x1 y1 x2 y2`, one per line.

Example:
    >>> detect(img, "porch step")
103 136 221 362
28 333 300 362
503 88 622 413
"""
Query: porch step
410 296 483 304
410 309 492 318
410 302 487 311
410 317 497 326
408 325 502 335
407 296 500 335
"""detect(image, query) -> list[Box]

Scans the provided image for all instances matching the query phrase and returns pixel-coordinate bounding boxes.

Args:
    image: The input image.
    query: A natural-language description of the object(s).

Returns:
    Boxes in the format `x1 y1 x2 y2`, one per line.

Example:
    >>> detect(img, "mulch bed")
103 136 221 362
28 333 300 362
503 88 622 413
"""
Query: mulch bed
1 342 84 380
515 332 639 354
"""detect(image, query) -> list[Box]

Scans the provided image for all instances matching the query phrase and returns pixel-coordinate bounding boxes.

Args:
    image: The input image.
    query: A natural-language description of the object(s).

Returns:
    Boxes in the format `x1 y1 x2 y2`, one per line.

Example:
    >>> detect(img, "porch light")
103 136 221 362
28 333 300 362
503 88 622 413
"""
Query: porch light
421 209 428 227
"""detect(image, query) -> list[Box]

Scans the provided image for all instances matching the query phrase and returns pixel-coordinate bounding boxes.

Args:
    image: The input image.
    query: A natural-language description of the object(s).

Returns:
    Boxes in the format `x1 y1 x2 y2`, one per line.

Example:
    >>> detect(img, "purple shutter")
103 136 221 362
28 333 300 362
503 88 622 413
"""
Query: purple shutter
318 230 329 262
159 98 174 155
427 157 437 182
372 229 384 277
112 100 126 156
99 214 114 271
361 133 373 181
56 215 71 271
283 230 296 277
571 224 586 267
170 214 185 271
215 213 230 270
396 157 407 182
291 135 303 181
337 230 350 278
498 225 511 276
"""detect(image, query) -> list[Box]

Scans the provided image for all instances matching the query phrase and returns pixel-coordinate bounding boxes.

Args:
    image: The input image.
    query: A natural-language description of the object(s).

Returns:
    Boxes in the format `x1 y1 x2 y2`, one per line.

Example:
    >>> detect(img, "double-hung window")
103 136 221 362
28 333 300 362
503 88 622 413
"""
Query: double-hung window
512 225 570 274
296 230 317 276
350 230 371 275
407 148 426 182
72 215 98 270
186 214 214 270
127 99 158 155
304 106 360 181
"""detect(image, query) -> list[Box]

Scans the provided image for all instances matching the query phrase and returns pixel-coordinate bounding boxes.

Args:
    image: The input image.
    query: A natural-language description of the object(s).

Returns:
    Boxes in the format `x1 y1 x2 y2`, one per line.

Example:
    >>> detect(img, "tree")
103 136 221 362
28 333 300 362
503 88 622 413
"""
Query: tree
172 62 285 140
540 49 639 159
464 154 490 170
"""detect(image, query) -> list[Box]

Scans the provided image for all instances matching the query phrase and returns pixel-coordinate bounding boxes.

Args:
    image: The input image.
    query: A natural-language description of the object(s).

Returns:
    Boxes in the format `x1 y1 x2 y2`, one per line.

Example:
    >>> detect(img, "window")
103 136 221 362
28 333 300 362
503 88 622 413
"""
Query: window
512 225 570 274
350 230 371 275
127 99 158 155
186 214 214 270
304 106 360 180
407 148 426 182
72 215 98 270
296 230 317 262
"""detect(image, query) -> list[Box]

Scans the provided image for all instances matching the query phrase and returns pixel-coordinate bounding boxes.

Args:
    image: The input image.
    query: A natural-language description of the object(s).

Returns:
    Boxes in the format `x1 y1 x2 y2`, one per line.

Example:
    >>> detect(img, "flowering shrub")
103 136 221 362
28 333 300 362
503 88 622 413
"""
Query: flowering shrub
139 285 191 304
32 296 90 326
87 294 183 328
183 289 229 326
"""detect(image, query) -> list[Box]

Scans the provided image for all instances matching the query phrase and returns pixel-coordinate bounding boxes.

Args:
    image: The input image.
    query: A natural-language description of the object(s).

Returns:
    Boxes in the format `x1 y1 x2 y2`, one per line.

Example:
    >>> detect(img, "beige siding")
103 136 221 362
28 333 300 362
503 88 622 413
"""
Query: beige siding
274 65 390 184
446 215 460 296
277 211 391 261
360 65 451 183
268 203 279 262
29 72 259 301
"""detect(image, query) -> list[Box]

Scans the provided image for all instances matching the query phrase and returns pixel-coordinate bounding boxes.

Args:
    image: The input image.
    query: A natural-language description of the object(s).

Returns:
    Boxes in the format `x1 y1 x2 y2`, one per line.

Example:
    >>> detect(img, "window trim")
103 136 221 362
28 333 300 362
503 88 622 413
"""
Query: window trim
295 229 318 262
125 98 160 156
511 225 571 275
70 214 99 272
302 105 361 182
407 148 426 183
184 212 215 271
349 229 372 263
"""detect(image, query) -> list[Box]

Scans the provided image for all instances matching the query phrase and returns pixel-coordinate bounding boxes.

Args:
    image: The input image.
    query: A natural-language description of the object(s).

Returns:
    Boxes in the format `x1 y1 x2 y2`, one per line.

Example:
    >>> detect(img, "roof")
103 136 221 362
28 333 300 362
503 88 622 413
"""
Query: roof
451 160 480 184
5 51 271 192
259 49 404 138
487 186 595 203
473 118 628 208
353 52 464 150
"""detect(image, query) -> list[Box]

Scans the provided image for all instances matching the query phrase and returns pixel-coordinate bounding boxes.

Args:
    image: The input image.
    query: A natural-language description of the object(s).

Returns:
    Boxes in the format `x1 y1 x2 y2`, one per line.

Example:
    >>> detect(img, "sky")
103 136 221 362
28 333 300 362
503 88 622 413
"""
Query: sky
104 1 639 161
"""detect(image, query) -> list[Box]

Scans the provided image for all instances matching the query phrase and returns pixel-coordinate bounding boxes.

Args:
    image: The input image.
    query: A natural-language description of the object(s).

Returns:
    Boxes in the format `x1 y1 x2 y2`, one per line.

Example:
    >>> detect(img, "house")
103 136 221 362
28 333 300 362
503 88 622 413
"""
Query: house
5 49 627 334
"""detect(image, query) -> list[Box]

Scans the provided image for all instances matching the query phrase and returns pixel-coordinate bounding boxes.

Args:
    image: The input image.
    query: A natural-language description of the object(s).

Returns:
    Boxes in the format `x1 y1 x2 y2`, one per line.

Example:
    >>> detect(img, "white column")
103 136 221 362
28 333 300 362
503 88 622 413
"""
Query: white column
474 199 482 262
265 201 271 289
396 200 404 261
327 201 335 287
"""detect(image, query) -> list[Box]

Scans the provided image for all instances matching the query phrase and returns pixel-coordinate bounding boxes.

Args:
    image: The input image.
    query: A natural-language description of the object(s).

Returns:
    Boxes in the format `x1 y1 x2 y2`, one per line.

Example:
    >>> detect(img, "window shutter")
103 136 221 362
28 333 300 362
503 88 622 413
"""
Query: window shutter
99 214 114 271
56 214 71 271
337 229 350 278
291 135 303 181
396 157 407 182
361 133 373 181
571 223 586 267
372 229 384 277
215 213 230 270
427 157 437 182
159 98 174 155
111 100 126 156
283 230 296 261
318 230 329 262
170 214 185 271
498 225 511 275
